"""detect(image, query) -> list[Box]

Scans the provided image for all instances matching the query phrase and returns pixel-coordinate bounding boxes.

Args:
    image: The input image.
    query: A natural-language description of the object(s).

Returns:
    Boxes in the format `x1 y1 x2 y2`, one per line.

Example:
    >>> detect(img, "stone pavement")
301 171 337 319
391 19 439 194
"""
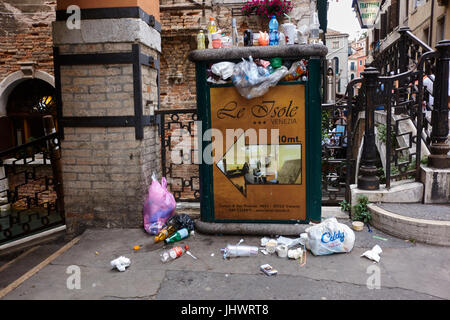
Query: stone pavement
1 214 449 300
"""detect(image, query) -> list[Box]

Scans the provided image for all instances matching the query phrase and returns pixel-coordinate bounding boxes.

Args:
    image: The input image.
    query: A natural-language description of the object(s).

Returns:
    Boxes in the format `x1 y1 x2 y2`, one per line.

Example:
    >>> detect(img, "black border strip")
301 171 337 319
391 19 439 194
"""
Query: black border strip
132 44 144 140
53 46 64 139
55 6 161 32
58 52 134 66
60 116 154 127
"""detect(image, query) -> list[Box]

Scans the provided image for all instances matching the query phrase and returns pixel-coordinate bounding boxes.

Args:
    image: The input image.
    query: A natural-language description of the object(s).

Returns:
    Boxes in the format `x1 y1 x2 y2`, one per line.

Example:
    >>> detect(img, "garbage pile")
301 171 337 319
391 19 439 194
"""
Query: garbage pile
109 173 380 274
207 57 308 99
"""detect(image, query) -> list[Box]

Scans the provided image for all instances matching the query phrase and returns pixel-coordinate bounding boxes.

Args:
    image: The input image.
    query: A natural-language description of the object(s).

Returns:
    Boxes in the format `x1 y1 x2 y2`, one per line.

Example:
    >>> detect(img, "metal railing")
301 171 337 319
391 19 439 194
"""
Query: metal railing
0 127 64 244
157 108 201 202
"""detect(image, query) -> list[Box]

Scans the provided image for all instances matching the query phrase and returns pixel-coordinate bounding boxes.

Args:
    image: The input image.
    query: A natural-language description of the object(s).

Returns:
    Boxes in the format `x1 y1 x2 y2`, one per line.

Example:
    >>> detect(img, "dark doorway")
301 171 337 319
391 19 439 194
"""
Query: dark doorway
6 79 56 147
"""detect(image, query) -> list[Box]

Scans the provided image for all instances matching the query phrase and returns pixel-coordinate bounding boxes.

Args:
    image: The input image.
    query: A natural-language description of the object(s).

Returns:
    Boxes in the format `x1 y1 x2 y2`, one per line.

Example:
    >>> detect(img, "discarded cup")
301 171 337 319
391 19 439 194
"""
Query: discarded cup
265 240 277 254
276 244 288 258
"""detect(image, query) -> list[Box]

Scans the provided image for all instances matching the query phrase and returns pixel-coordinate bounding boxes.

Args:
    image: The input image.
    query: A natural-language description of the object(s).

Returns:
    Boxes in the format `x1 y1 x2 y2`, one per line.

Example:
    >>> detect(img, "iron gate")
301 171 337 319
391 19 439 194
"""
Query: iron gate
0 130 64 244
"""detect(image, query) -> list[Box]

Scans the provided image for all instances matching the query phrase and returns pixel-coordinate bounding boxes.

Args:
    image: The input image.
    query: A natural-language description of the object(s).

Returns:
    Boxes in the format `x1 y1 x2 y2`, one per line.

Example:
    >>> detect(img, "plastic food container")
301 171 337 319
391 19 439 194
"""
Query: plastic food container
352 221 364 231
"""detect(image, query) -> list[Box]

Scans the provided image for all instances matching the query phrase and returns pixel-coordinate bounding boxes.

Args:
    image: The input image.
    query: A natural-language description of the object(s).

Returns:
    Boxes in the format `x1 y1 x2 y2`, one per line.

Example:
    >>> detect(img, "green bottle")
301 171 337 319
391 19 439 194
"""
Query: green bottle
165 228 189 243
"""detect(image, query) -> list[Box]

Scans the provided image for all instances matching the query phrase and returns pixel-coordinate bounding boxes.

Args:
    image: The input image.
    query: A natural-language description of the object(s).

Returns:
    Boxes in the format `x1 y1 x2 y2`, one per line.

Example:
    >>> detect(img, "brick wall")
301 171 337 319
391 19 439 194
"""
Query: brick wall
0 0 55 79
58 42 161 235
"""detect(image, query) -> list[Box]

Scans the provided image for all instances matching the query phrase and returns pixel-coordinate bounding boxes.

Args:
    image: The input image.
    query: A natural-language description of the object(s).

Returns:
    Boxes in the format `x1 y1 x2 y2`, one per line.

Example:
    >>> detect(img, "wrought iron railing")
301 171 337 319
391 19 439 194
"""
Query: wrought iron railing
371 27 437 152
0 131 64 244
156 108 201 202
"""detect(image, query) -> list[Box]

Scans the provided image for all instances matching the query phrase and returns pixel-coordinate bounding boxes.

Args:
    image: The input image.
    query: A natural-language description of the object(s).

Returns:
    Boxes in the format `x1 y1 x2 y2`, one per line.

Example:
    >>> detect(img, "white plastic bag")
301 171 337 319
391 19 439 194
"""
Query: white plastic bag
211 62 236 80
306 217 355 256
232 56 289 99
361 245 382 263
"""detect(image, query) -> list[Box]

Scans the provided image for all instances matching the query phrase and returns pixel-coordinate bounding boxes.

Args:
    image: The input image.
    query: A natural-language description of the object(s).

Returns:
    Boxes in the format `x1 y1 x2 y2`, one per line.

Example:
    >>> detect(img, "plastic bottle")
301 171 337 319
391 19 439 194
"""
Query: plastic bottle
221 244 259 259
231 18 239 47
160 245 189 263
207 17 217 49
308 6 320 44
164 227 189 243
154 224 177 243
197 30 206 50
268 16 279 46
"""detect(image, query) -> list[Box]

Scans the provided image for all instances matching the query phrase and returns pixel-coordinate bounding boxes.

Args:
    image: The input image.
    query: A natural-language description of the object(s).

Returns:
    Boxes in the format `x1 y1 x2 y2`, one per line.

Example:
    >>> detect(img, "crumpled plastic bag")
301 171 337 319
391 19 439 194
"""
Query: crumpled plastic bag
166 213 195 232
211 62 235 80
306 217 355 256
361 245 382 263
143 173 176 235
232 56 288 99
110 256 131 272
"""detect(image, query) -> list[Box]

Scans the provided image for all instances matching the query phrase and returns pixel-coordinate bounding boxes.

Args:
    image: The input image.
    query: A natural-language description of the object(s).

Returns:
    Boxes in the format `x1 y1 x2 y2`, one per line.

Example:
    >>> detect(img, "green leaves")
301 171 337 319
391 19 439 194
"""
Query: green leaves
352 195 372 223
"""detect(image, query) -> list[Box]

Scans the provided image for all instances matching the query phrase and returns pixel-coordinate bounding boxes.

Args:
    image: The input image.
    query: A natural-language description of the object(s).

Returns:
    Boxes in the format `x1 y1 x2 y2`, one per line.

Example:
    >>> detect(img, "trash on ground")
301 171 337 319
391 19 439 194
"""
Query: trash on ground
373 235 388 241
160 245 188 263
166 214 195 232
265 239 277 254
95 251 99 255
221 239 258 259
133 245 142 251
276 244 288 258
287 247 303 260
361 245 382 263
260 264 278 276
307 217 355 256
260 249 269 255
143 172 176 235
110 256 131 272
276 236 303 248
154 224 177 243
352 221 364 231
260 237 272 247
184 245 198 260
165 227 189 244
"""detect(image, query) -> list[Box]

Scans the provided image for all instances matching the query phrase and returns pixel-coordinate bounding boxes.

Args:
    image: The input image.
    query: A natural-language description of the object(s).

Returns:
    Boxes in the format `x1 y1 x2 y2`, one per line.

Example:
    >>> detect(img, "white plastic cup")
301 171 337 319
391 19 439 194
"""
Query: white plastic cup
282 23 296 45
276 244 288 258
266 240 277 254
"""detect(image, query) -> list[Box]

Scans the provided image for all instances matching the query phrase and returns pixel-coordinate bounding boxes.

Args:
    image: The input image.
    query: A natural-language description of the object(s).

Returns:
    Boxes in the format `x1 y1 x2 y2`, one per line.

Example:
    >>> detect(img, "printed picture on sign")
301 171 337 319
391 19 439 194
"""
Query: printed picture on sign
216 133 302 197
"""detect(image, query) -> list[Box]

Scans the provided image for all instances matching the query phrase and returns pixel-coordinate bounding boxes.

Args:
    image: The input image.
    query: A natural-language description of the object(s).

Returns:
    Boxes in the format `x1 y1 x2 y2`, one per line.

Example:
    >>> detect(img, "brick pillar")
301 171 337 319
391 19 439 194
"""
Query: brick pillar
52 1 161 236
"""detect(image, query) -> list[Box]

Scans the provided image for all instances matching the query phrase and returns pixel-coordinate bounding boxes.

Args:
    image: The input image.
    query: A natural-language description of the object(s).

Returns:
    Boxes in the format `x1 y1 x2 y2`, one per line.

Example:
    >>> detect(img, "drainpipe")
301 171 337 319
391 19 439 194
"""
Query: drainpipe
428 0 435 47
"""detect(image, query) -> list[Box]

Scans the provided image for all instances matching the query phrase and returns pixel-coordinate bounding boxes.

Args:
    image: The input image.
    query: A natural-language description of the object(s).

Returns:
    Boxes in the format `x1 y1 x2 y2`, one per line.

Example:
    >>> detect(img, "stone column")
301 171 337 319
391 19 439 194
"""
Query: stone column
52 1 161 236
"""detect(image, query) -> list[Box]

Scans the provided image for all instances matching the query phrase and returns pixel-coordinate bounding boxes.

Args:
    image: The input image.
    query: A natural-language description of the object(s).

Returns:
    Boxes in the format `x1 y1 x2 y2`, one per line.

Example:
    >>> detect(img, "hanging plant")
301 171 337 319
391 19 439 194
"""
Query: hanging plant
241 0 294 19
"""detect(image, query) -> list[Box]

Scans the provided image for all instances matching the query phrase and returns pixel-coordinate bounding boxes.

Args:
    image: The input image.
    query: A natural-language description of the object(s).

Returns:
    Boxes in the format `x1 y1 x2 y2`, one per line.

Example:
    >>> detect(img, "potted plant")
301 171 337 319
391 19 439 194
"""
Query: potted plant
241 0 294 19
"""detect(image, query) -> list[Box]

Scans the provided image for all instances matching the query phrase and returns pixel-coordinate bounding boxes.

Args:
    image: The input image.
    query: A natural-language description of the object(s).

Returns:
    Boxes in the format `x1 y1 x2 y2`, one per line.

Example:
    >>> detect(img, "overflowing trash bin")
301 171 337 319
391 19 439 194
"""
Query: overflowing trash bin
188 45 327 224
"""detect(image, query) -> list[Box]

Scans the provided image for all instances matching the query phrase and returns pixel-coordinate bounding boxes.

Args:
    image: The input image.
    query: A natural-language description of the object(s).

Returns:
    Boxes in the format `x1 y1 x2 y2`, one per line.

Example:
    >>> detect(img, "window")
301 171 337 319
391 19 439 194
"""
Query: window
359 60 362 66
423 27 430 45
350 62 355 71
437 16 445 43
333 57 339 75
332 41 339 49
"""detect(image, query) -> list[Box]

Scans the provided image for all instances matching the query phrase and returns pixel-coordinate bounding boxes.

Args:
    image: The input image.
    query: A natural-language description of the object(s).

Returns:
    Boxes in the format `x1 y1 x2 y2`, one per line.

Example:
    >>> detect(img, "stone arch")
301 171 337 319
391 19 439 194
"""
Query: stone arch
0 70 55 117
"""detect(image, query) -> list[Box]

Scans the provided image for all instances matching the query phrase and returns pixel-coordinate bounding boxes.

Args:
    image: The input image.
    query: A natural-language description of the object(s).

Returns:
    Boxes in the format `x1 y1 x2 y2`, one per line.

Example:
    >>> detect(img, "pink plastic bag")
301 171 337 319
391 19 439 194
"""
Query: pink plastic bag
143 173 176 234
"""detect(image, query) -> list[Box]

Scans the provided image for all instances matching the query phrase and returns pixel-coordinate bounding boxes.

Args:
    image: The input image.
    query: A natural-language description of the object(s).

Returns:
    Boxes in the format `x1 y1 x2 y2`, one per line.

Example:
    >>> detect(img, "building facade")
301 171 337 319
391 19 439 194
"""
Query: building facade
367 0 449 62
325 28 349 94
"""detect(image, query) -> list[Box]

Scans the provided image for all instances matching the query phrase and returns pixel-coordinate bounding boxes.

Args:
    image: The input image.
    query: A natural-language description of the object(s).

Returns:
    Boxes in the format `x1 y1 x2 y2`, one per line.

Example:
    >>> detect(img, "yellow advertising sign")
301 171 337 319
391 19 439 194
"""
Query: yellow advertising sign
210 84 306 221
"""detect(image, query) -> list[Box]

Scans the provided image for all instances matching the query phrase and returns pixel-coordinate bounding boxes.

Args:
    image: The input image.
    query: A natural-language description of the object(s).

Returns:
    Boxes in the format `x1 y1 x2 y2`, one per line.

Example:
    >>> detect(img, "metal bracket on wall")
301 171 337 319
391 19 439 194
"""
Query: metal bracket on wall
55 6 161 33
53 44 161 140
